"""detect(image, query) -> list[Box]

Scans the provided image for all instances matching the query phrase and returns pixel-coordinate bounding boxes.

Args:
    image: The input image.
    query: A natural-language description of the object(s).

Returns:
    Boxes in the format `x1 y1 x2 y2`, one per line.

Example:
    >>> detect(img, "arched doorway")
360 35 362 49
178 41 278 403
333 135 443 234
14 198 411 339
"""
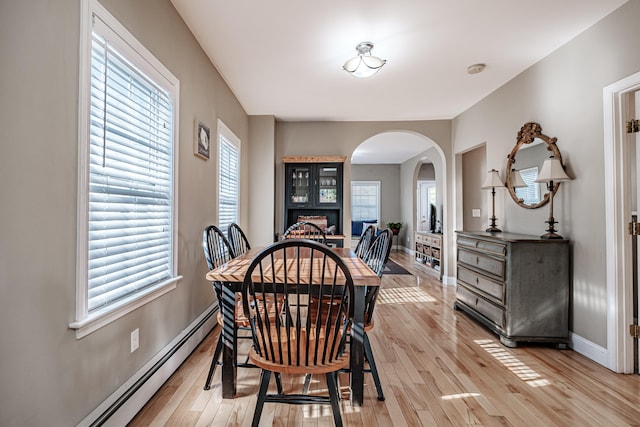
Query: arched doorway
350 131 448 280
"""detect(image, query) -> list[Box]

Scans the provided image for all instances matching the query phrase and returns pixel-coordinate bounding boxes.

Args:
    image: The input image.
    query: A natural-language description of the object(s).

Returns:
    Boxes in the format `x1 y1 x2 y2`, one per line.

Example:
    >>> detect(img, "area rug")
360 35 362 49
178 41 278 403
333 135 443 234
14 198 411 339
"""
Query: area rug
383 259 412 275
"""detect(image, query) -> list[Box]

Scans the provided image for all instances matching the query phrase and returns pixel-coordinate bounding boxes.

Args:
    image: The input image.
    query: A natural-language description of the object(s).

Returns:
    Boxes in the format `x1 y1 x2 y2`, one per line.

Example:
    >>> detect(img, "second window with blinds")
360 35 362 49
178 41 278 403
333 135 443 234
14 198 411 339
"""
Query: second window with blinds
217 119 240 236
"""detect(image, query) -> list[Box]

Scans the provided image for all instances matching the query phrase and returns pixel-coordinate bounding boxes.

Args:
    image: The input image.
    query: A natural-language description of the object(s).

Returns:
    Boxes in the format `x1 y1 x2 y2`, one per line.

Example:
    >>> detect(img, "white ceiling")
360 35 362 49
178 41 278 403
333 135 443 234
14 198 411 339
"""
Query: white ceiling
170 0 626 163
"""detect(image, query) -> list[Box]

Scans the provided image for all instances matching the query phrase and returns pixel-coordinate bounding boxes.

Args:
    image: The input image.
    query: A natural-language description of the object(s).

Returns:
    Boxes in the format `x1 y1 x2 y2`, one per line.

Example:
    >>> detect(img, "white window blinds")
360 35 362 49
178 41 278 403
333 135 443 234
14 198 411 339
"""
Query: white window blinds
515 166 541 206
218 124 240 236
87 27 174 312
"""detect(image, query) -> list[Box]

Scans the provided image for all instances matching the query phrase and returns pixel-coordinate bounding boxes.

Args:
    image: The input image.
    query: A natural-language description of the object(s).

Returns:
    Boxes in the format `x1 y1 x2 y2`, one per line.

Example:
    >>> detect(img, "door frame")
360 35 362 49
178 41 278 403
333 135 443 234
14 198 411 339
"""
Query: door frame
603 72 639 373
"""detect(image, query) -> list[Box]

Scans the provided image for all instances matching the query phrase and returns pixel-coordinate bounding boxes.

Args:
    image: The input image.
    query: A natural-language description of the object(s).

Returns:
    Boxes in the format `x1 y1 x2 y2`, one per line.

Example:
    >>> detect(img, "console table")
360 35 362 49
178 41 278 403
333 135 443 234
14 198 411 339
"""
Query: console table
454 231 570 348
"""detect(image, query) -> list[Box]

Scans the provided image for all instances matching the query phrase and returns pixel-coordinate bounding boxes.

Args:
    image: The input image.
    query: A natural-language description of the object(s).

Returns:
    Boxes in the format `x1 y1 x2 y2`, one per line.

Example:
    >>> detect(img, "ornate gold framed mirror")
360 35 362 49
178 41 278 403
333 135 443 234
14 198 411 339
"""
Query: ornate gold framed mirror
505 122 563 209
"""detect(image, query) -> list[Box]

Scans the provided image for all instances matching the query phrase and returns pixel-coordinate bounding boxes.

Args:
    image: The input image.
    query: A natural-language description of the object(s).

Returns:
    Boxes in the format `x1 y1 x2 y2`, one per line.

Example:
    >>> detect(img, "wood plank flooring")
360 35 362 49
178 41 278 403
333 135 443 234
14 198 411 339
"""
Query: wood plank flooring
129 251 640 426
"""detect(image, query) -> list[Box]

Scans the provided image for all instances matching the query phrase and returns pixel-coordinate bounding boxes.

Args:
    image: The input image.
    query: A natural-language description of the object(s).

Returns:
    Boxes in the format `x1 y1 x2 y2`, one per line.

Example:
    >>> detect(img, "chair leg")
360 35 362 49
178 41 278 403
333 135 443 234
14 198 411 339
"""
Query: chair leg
275 373 284 394
302 373 312 394
252 370 271 427
364 332 385 401
326 372 343 427
203 334 223 390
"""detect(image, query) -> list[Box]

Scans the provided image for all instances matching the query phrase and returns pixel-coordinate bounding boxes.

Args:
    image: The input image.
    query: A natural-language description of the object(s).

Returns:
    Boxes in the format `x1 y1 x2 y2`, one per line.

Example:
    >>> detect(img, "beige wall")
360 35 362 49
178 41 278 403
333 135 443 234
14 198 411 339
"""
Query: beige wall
0 0 249 424
418 163 435 180
453 0 640 347
248 115 276 245
461 145 487 231
351 164 401 229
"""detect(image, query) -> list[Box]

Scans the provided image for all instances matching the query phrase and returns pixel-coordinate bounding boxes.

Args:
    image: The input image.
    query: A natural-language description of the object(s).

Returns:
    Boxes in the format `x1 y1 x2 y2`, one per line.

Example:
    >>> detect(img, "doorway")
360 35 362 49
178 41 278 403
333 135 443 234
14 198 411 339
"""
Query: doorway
417 181 436 232
603 73 640 374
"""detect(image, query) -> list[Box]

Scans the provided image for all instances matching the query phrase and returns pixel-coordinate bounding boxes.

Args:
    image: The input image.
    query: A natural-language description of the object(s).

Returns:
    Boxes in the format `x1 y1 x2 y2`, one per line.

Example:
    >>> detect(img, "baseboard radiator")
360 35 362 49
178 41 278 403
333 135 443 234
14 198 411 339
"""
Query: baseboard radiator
77 304 218 427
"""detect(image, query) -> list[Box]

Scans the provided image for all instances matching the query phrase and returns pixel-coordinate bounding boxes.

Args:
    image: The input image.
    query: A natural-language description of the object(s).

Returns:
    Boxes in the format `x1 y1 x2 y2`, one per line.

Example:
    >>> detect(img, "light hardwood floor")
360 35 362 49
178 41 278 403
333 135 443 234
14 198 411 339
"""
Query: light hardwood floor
129 251 640 426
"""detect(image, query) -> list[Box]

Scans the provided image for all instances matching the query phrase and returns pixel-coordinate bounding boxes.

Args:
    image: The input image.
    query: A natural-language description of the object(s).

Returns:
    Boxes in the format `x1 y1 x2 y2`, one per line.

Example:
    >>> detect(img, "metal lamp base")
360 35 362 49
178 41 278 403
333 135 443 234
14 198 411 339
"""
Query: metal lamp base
540 231 563 239
486 226 502 233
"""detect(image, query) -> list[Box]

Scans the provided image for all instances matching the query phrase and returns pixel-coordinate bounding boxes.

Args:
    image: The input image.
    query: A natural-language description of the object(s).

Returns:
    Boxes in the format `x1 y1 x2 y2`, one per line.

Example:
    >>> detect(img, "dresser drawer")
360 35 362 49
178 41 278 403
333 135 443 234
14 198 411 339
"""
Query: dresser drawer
457 265 505 304
477 240 506 256
457 236 505 256
457 236 478 249
430 236 441 248
457 284 505 328
458 248 506 279
415 233 424 243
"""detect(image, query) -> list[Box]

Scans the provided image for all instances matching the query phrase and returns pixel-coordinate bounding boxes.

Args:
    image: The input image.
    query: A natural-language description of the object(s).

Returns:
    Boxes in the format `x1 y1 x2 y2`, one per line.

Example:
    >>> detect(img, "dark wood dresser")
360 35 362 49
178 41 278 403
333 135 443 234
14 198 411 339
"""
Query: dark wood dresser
454 231 570 348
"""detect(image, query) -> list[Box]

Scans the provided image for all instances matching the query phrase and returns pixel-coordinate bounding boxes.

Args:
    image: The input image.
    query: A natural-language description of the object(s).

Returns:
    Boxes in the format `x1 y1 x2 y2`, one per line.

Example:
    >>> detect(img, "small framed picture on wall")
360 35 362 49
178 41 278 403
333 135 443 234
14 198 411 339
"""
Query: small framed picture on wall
194 119 211 160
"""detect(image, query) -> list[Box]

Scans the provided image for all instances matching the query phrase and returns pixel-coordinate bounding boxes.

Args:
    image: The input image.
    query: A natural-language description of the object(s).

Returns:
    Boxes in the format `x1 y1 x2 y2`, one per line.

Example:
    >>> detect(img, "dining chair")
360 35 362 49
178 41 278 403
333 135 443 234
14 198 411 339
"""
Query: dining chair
302 228 391 401
227 222 251 258
242 239 354 427
354 223 376 259
355 227 393 401
283 221 327 244
202 225 259 391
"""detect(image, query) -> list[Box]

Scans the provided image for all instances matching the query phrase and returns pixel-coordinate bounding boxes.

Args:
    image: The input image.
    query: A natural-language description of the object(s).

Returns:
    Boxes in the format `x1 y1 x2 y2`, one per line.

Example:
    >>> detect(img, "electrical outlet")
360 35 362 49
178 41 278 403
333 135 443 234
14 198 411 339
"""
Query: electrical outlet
472 209 481 217
130 328 139 353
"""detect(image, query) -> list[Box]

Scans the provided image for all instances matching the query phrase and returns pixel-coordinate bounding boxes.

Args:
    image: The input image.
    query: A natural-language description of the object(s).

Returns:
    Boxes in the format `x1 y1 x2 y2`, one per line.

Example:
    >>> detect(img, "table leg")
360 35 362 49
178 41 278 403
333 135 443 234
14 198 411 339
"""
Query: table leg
350 286 365 407
221 284 237 398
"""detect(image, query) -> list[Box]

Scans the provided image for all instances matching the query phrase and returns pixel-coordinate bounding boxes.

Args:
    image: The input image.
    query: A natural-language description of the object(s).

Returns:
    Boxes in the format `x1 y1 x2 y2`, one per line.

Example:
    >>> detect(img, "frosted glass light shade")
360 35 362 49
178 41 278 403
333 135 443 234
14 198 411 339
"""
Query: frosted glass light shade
343 42 386 78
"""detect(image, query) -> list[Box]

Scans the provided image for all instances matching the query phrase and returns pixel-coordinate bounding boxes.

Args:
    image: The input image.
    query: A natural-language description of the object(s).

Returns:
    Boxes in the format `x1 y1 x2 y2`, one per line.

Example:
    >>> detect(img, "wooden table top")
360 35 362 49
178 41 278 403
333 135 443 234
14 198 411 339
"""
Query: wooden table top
206 247 380 287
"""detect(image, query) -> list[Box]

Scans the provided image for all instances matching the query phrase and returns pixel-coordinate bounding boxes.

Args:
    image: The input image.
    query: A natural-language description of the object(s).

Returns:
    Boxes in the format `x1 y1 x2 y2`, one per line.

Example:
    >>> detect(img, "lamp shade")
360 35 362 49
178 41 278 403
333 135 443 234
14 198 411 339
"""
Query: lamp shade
510 169 528 188
534 156 571 183
343 42 386 78
481 169 504 189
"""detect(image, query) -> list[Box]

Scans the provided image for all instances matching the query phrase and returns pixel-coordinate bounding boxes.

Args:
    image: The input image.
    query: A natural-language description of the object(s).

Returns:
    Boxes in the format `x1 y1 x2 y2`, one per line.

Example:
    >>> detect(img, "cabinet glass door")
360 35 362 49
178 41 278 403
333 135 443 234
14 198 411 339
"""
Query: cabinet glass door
318 166 338 204
289 166 310 204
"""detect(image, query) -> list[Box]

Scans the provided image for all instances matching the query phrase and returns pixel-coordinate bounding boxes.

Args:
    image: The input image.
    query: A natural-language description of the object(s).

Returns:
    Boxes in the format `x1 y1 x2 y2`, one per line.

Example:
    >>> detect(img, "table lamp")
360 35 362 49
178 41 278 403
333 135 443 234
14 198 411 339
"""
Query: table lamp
534 156 572 239
481 169 504 232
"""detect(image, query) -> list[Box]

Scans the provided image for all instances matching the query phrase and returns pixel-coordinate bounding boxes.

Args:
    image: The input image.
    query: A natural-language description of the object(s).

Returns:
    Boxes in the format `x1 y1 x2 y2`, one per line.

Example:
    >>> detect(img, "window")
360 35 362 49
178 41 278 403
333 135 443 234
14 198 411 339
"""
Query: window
515 166 541 205
351 181 380 221
72 0 180 338
217 120 240 236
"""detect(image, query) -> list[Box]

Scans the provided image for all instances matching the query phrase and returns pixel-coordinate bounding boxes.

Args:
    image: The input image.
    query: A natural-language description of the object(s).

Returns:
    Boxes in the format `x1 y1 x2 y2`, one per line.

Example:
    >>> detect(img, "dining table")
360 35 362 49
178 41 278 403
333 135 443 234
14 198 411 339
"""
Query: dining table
205 246 381 407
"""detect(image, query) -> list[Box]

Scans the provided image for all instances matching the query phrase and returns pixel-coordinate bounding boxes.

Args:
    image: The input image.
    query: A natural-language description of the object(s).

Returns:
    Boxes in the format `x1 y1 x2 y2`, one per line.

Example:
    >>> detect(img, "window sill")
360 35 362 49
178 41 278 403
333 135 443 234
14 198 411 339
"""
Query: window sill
69 276 182 339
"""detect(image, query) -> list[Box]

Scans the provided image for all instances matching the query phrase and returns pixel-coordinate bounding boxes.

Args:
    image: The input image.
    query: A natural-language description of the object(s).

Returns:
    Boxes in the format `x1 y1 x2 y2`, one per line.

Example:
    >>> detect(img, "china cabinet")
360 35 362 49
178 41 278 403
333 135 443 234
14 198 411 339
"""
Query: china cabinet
282 156 345 246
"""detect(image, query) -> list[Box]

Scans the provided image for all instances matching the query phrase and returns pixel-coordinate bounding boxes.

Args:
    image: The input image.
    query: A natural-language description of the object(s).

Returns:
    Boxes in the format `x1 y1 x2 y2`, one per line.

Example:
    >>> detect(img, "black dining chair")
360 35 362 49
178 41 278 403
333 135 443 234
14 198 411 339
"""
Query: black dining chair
242 239 354 427
283 221 327 244
302 228 391 402
355 227 393 401
227 222 251 258
202 225 242 390
202 225 268 391
354 223 376 259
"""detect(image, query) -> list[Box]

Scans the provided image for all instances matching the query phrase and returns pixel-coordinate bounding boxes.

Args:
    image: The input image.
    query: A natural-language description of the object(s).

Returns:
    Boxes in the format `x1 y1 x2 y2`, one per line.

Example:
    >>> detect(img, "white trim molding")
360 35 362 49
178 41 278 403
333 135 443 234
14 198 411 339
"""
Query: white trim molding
77 304 218 427
603 72 639 373
570 332 609 368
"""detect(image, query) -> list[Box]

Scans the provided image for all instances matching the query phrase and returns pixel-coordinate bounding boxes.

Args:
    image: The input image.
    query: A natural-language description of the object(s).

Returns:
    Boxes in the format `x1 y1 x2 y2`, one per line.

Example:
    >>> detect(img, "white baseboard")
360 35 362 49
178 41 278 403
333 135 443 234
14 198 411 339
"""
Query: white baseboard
77 304 218 427
570 332 608 368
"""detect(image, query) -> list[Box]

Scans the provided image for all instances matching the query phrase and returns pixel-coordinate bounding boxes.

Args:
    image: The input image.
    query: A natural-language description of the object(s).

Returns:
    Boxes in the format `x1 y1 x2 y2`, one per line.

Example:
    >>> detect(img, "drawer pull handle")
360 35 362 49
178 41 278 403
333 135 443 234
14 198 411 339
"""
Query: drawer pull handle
476 277 479 284
476 256 479 265
475 298 479 305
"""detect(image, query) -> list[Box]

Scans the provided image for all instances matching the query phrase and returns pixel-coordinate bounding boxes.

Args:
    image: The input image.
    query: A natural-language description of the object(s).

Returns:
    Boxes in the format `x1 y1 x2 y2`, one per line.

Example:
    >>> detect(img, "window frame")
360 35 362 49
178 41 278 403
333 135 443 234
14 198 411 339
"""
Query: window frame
351 181 381 222
217 119 241 236
71 0 181 338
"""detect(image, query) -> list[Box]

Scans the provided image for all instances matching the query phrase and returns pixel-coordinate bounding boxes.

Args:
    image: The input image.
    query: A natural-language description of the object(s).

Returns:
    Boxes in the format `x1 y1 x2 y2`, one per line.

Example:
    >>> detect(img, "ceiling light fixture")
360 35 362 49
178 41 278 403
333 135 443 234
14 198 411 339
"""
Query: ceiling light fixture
343 42 386 78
